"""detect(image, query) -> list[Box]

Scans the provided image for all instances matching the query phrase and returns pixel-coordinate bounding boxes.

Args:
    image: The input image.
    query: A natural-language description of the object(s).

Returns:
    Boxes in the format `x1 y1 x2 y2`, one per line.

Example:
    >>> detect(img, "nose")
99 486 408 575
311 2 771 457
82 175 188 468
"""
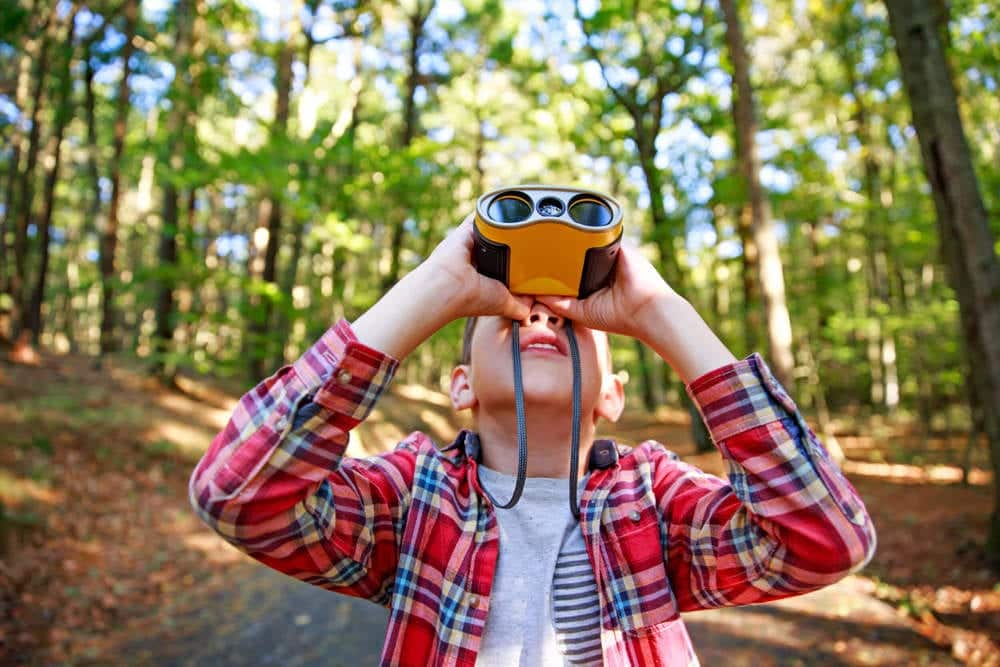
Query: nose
521 301 564 329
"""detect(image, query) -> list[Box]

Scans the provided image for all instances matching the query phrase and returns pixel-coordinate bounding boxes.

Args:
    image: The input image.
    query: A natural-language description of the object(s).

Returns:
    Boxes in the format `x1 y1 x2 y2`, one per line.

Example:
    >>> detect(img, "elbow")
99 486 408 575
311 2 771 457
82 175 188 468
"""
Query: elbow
187 455 237 541
826 502 878 578
782 511 878 586
843 512 878 575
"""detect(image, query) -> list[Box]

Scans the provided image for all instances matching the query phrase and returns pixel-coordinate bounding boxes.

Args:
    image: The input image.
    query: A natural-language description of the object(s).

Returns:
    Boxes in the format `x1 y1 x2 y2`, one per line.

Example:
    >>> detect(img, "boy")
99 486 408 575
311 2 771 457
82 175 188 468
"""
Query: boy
189 214 876 666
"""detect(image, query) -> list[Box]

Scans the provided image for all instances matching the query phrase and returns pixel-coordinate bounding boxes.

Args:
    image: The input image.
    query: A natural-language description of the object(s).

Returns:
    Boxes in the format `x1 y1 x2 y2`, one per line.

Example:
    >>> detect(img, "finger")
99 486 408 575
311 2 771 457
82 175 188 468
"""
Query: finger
492 286 531 321
455 213 476 248
501 294 532 322
512 294 533 314
479 278 530 320
536 295 581 319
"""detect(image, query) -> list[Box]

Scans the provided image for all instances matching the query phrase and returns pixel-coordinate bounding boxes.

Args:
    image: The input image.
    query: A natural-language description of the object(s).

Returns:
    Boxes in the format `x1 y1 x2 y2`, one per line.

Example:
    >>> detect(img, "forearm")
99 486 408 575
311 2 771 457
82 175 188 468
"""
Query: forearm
189 320 398 513
636 293 737 385
662 352 876 610
189 319 408 594
351 263 460 361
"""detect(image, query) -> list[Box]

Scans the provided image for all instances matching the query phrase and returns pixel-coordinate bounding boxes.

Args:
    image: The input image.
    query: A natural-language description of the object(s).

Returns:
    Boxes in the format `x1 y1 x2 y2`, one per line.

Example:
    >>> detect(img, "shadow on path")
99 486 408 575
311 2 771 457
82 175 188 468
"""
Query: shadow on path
119 565 957 666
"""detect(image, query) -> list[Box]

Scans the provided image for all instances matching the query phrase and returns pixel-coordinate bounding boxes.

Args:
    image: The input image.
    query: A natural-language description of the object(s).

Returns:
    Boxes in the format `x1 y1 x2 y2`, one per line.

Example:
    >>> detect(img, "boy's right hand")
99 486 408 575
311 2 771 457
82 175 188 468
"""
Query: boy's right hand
422 213 532 322
351 213 530 361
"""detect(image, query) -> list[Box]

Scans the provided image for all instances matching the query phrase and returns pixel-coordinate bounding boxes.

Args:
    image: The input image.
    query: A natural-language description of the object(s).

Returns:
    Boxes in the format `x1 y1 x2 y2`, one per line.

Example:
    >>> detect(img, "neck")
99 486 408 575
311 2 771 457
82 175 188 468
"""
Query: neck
475 406 595 478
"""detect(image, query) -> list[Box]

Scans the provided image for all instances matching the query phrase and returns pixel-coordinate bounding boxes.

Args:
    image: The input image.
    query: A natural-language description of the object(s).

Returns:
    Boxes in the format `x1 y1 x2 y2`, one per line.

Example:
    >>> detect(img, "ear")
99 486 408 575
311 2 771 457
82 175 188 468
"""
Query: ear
450 364 478 411
594 370 625 423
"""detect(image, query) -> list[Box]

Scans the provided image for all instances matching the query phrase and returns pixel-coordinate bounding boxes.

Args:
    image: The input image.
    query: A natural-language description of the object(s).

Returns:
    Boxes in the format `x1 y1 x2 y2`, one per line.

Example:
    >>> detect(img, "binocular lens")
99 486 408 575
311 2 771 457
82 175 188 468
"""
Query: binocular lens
488 194 533 223
569 197 613 227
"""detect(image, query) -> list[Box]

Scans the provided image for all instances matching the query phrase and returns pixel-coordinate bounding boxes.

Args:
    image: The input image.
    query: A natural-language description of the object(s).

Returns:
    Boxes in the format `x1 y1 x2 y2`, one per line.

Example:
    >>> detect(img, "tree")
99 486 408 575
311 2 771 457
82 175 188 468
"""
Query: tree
7 2 60 342
573 0 716 451
151 0 206 382
98 0 138 356
884 0 1000 564
381 0 437 294
718 0 795 388
24 7 79 344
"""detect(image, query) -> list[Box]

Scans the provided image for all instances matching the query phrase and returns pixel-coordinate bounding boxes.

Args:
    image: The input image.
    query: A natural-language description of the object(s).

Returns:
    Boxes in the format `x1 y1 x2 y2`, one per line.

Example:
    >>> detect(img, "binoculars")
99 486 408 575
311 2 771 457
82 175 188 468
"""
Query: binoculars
473 185 624 298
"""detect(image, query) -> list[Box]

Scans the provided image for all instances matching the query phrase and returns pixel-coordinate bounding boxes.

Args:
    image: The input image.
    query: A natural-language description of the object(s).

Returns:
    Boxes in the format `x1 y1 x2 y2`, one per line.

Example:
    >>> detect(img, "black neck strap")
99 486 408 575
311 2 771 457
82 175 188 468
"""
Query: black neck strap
476 319 583 520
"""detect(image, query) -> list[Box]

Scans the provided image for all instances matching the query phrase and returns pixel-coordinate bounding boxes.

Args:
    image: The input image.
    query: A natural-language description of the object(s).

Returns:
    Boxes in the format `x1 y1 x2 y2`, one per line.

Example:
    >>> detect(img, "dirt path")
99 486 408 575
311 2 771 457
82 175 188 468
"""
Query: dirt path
3 357 993 665
115 560 954 666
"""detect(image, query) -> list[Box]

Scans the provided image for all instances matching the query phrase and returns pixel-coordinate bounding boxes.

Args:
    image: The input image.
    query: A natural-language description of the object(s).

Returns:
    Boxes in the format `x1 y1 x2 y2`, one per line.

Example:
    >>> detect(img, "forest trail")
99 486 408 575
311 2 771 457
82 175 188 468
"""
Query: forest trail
1 357 994 665
119 558 954 667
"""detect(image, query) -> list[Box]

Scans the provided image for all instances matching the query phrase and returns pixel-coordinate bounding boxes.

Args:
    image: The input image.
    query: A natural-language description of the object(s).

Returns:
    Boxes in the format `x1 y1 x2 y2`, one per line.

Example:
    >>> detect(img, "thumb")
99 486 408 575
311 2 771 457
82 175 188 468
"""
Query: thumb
480 277 531 320
500 293 532 322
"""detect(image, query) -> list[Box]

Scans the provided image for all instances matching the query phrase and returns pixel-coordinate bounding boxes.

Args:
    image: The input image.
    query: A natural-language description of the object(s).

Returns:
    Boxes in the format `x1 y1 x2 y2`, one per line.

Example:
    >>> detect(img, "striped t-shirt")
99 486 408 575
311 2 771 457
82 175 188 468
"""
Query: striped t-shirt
552 525 603 665
475 465 603 666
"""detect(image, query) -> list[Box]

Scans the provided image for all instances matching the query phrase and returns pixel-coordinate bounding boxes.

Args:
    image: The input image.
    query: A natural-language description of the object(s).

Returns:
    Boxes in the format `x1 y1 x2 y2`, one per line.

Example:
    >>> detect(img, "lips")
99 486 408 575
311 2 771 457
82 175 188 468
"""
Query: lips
518 330 568 356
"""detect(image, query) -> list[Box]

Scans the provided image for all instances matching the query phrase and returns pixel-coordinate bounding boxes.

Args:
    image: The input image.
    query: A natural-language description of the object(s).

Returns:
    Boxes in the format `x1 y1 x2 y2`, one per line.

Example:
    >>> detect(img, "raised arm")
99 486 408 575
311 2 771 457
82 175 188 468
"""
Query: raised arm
537 242 876 610
188 318 411 602
653 348 876 611
189 215 530 602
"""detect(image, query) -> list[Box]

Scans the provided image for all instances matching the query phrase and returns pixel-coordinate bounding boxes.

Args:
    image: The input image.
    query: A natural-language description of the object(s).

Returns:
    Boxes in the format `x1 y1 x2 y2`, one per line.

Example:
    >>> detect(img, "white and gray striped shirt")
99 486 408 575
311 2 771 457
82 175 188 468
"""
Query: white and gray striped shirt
476 465 603 666
552 537 603 664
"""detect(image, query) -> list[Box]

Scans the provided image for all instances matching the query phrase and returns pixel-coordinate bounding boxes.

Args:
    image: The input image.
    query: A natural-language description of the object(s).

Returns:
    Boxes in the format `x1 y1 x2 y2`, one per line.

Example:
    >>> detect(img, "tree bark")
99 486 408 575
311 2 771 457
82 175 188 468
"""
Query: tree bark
736 199 760 352
719 0 796 389
25 8 79 345
271 4 327 370
248 6 298 379
885 0 1000 565
0 44 35 340
382 0 434 294
152 0 203 382
98 0 137 356
10 4 59 340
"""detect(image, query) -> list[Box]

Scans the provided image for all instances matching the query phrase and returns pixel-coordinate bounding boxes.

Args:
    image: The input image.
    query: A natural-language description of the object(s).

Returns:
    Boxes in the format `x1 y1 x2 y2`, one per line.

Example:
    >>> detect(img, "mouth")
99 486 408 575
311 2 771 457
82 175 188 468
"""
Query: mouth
518 331 568 356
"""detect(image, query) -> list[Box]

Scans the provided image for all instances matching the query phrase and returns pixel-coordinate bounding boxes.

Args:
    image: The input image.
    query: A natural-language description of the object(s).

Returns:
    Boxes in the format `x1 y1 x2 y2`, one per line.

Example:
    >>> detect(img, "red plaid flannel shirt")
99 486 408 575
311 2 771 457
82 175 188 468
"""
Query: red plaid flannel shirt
190 319 876 666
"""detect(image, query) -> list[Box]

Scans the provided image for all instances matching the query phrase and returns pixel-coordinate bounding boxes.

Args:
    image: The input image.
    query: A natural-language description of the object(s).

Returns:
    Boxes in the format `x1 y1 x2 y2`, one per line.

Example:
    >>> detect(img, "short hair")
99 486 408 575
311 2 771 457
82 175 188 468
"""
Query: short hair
461 317 478 366
459 316 612 369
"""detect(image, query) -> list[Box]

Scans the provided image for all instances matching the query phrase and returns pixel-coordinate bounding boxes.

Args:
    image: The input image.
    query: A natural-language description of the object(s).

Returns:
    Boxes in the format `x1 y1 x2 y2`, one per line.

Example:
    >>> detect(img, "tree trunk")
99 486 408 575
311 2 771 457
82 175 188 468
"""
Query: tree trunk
719 0 795 389
25 8 78 345
271 9 325 371
634 339 657 413
382 1 433 293
82 54 102 237
736 200 760 352
98 0 137 356
0 46 35 330
10 5 59 340
249 20 296 379
152 0 203 382
885 0 1000 565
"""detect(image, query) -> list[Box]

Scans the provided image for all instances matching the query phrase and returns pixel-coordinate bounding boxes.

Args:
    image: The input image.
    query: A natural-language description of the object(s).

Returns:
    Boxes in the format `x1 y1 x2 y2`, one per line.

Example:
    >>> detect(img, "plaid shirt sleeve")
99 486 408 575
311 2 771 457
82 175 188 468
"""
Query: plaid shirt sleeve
188 319 414 604
657 352 877 612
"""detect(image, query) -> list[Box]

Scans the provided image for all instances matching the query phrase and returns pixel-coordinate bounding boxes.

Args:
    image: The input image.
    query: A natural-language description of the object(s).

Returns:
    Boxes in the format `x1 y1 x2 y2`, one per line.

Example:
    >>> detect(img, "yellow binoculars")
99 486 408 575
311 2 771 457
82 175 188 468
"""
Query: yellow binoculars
473 185 623 298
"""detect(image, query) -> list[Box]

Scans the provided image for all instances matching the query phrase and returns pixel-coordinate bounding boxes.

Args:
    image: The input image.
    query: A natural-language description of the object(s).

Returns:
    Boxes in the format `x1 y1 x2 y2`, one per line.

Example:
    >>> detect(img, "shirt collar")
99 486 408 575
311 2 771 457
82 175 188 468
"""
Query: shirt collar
441 429 620 471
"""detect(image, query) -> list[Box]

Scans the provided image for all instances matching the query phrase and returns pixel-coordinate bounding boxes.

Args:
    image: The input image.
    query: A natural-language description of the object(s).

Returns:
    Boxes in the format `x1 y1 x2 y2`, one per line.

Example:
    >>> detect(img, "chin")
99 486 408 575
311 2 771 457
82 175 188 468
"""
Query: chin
520 390 573 407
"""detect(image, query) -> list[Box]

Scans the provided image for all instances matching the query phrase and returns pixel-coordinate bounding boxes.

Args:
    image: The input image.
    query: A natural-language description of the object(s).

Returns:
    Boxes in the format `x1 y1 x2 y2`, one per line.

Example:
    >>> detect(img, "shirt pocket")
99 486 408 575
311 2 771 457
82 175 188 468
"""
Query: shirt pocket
624 616 700 666
603 502 679 631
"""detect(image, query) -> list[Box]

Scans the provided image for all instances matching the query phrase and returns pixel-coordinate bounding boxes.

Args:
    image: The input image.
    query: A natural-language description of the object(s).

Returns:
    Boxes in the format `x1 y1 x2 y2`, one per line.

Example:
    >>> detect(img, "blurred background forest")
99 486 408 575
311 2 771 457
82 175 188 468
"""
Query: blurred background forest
2 0 1000 664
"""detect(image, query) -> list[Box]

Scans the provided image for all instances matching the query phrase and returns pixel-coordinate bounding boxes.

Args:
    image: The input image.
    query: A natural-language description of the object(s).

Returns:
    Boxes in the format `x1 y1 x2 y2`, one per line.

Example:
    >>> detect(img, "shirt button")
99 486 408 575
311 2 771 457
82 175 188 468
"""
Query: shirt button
629 510 641 523
275 417 288 431
468 594 480 607
336 369 353 385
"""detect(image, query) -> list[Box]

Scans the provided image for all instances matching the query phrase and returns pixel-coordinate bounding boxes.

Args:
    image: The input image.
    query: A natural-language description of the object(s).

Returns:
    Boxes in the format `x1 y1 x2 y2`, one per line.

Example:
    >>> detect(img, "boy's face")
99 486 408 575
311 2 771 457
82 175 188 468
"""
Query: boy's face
450 302 624 424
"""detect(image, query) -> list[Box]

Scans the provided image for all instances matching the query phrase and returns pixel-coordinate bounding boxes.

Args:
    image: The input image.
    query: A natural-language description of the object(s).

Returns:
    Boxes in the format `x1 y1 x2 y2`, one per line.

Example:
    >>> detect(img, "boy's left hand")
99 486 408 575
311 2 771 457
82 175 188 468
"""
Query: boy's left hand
536 240 682 341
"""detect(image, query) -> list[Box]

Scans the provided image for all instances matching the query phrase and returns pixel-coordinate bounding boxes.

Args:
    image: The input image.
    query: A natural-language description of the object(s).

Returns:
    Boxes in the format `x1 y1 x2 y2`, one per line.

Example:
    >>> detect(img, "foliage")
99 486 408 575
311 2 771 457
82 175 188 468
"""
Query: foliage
0 0 996 424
